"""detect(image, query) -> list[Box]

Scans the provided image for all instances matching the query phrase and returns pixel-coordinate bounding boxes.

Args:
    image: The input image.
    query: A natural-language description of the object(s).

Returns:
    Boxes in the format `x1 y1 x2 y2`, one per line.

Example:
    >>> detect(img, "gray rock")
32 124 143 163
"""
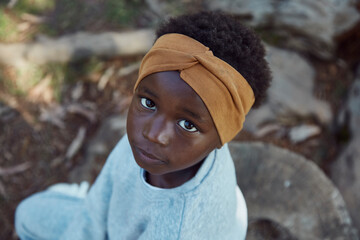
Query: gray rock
244 46 332 133
205 0 360 58
347 78 360 136
247 218 298 240
331 137 360 235
229 141 358 239
288 124 321 144
331 70 360 233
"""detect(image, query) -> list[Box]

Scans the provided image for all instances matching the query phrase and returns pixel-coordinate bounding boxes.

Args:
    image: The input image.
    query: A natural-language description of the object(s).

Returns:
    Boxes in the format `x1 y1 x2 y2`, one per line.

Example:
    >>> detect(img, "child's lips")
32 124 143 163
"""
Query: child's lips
135 146 166 165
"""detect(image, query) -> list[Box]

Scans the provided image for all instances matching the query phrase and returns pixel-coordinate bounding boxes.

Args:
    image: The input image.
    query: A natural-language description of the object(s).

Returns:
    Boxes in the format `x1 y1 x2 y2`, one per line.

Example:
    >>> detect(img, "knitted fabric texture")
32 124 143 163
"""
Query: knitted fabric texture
134 33 255 144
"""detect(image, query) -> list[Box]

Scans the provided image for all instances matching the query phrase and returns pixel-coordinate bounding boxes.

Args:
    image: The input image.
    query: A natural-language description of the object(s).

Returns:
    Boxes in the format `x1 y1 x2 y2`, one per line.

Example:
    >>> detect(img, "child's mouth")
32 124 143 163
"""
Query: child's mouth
135 146 166 165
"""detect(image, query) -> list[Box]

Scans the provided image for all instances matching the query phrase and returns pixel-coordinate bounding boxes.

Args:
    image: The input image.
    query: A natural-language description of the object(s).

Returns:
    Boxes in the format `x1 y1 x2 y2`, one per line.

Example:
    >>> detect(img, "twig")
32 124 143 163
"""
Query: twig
21 13 45 24
144 0 165 17
65 127 86 161
7 0 18 8
0 180 6 198
66 103 97 123
0 162 31 176
39 104 66 129
98 66 115 90
117 61 141 77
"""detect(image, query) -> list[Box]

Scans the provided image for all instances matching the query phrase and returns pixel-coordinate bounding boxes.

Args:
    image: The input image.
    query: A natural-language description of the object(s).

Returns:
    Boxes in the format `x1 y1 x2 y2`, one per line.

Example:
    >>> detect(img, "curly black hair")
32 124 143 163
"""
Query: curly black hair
156 11 271 108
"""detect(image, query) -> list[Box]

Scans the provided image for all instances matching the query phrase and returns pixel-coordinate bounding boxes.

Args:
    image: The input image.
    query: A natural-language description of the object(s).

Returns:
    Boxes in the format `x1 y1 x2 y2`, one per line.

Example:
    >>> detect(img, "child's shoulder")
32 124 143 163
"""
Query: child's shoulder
105 134 136 171
190 144 236 196
113 134 131 151
180 145 243 238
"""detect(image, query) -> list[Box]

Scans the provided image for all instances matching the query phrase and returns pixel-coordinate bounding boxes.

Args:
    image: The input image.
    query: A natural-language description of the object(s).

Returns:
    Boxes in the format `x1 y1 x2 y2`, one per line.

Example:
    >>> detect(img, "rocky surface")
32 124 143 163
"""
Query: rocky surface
288 124 321 144
331 137 360 235
204 0 360 59
247 218 298 240
346 73 360 136
229 141 358 240
244 46 332 133
331 69 360 233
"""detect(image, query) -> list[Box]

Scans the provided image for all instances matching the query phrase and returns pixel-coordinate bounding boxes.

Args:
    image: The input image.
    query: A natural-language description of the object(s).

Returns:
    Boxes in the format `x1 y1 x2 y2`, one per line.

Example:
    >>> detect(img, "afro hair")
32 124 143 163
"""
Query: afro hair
156 11 272 108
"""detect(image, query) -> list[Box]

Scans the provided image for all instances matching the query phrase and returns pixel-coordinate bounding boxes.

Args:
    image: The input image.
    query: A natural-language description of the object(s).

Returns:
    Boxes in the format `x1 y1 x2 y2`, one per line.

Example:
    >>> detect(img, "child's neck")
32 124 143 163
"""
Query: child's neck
146 159 204 189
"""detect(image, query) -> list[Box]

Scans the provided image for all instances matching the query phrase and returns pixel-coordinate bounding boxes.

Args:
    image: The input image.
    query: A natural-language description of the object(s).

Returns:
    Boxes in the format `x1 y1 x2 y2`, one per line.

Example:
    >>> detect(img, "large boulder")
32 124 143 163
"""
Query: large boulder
346 76 360 136
0 30 155 67
229 141 358 239
331 137 360 235
244 46 332 133
331 70 360 233
205 0 360 59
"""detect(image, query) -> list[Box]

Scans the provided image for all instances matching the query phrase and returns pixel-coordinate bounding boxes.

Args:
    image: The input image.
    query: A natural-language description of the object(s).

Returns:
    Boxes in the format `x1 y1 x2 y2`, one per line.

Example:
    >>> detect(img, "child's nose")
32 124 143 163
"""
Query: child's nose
142 115 173 146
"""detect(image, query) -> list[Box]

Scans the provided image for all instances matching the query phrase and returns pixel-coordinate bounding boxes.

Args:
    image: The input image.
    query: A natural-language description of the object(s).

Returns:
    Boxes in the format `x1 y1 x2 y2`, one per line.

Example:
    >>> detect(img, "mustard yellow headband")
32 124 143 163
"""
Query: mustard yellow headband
134 33 255 145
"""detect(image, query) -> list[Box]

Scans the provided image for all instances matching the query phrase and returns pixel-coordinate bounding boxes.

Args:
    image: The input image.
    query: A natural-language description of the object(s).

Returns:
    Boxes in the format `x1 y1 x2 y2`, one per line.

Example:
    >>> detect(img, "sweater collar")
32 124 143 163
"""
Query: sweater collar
138 149 217 199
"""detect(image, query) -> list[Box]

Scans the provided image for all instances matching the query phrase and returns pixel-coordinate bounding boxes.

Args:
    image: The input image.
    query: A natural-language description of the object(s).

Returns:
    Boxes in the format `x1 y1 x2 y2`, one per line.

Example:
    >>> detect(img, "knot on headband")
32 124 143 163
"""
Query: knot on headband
134 33 255 145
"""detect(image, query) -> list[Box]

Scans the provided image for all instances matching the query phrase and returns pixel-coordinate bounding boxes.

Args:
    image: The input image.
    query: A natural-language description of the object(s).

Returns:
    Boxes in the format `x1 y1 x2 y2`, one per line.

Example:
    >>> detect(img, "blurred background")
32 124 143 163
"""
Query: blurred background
0 0 359 239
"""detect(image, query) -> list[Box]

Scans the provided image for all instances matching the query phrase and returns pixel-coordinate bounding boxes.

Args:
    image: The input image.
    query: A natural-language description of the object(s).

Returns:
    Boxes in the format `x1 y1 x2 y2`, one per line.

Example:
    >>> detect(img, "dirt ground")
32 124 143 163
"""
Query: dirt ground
1 2 359 239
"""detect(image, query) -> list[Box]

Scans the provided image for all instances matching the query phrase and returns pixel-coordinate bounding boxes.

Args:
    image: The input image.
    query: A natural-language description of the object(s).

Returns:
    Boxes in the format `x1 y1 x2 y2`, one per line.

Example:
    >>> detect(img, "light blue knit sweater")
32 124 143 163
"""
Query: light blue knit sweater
16 135 247 239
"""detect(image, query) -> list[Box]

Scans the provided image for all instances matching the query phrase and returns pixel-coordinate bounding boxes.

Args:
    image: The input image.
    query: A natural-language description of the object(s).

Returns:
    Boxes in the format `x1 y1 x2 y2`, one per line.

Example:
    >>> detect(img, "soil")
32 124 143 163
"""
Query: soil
0 56 140 239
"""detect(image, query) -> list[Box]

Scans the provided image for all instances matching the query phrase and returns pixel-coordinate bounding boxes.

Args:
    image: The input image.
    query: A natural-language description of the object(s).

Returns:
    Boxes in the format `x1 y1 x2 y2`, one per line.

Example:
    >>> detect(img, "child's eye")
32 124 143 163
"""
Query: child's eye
178 120 198 132
140 97 156 110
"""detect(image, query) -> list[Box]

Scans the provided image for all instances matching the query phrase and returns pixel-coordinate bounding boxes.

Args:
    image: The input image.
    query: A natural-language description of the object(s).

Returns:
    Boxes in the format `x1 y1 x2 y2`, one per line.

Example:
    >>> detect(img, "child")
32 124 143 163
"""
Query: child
15 11 271 239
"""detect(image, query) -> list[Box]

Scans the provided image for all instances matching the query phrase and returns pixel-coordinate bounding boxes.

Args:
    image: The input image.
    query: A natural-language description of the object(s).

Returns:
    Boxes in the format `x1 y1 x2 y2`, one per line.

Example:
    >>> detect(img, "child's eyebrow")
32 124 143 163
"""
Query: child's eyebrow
180 107 208 123
138 86 158 99
138 86 208 123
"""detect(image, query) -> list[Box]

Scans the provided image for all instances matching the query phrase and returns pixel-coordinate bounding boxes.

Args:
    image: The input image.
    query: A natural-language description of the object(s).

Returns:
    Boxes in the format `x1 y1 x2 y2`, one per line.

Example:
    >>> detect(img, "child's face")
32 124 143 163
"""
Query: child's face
127 71 221 185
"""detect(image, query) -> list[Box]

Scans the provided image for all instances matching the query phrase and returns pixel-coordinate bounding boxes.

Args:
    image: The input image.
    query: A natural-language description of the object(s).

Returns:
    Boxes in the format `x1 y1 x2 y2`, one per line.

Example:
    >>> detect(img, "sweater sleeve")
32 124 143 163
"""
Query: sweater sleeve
59 136 127 240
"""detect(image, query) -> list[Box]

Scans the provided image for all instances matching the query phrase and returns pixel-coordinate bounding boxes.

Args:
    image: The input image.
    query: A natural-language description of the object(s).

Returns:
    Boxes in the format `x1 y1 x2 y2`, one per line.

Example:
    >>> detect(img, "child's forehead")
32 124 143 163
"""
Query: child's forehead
136 71 211 118
137 71 200 99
